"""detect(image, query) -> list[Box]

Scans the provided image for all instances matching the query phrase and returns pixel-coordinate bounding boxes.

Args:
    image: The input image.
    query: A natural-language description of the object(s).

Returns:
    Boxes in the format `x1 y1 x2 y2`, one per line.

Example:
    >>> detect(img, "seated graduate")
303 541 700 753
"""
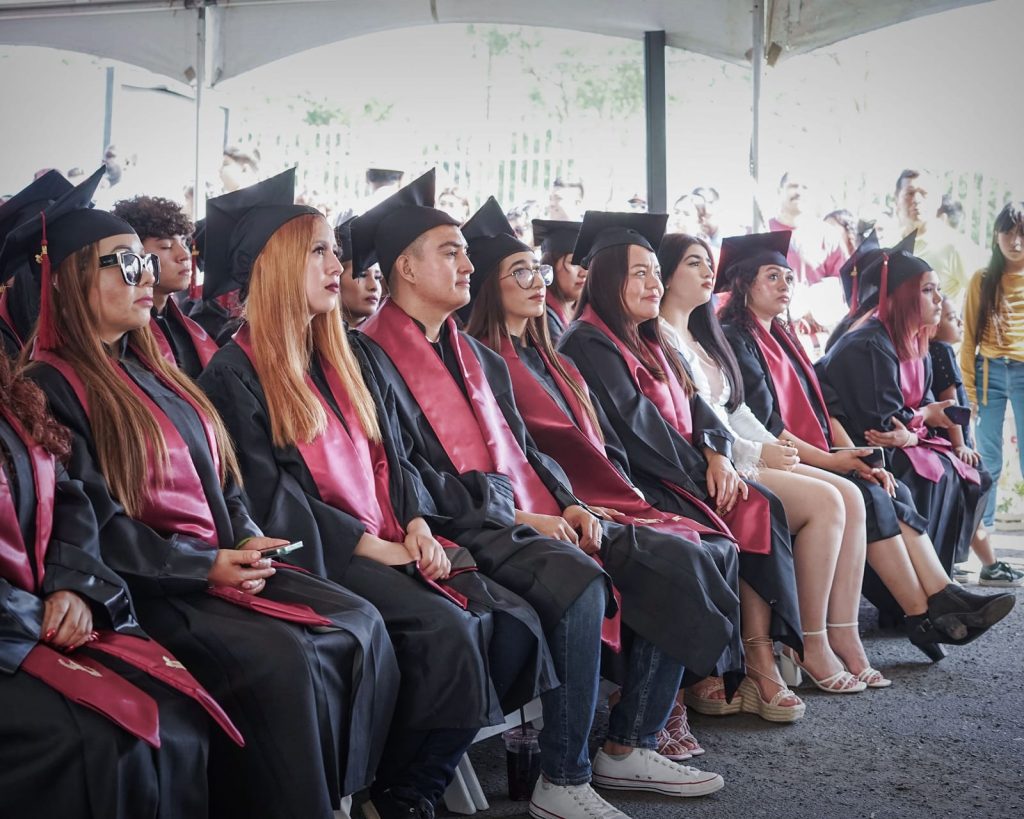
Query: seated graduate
531 217 583 343
186 216 246 346
334 216 385 328
351 172 725 819
197 174 554 819
556 212 806 724
0 170 74 357
658 231 881 688
0 351 245 819
111 196 218 377
6 167 400 819
463 200 744 759
816 237 1013 645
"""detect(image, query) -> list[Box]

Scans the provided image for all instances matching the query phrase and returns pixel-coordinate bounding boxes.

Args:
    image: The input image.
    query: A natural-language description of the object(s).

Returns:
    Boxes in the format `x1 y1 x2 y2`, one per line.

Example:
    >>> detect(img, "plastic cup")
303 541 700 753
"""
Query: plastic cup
503 726 541 801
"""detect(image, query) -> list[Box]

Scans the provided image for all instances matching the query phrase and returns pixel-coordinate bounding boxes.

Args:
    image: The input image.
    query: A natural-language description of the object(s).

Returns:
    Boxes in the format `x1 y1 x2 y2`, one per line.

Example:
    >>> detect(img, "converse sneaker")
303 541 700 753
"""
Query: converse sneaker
978 560 1024 587
529 778 631 819
592 748 725 797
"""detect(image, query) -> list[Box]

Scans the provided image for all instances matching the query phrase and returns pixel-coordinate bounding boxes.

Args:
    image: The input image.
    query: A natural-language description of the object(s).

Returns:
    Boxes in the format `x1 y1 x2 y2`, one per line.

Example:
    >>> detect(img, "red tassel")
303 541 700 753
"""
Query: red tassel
189 243 201 300
877 253 890 324
35 210 59 351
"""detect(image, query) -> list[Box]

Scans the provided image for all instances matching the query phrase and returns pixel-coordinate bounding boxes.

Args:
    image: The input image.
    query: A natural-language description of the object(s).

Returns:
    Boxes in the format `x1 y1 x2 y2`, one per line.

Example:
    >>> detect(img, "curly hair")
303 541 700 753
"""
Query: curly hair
112 195 193 241
0 353 71 460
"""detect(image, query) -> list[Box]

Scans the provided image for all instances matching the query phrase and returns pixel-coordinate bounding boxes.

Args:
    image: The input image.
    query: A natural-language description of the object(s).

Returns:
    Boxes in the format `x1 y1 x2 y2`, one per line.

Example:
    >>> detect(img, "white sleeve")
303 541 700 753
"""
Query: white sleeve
728 401 778 444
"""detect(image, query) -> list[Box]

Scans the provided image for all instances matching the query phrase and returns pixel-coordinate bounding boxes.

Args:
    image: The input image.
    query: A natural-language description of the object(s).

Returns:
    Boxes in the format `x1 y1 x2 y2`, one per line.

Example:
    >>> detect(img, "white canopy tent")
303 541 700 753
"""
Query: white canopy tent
0 0 989 216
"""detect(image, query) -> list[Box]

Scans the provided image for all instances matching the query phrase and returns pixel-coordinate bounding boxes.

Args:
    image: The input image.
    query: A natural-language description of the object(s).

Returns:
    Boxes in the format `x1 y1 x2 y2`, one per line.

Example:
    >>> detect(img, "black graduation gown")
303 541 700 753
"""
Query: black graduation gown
0 417 211 819
816 319 991 589
30 346 400 819
354 326 607 634
152 305 204 378
198 341 555 731
558 320 802 654
722 320 928 544
545 303 568 346
0 318 20 358
186 297 242 347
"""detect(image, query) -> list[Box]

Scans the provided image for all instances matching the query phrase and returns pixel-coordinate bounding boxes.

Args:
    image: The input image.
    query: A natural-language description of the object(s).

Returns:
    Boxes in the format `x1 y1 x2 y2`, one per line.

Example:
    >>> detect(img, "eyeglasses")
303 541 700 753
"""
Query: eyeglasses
502 264 554 290
98 251 160 286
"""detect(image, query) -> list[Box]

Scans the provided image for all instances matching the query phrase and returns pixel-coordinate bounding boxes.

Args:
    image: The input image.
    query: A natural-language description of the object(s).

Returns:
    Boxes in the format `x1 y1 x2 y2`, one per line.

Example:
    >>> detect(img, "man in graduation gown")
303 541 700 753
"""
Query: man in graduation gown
352 172 725 819
113 195 218 377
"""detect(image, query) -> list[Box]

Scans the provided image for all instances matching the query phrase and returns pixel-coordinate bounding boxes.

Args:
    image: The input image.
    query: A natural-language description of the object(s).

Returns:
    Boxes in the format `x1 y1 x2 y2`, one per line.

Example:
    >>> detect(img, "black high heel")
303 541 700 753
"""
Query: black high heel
927 585 1016 642
904 614 948 662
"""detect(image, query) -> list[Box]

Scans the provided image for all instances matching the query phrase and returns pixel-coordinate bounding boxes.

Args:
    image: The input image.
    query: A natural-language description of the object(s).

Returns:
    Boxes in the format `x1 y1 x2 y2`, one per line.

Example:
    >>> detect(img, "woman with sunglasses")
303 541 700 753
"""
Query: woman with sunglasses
8 169 400 819
198 185 555 819
463 198 743 761
558 211 806 724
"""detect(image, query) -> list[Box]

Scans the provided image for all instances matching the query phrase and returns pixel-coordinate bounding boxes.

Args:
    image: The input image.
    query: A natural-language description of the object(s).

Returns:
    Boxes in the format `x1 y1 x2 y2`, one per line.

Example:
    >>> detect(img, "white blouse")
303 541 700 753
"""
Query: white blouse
661 319 778 478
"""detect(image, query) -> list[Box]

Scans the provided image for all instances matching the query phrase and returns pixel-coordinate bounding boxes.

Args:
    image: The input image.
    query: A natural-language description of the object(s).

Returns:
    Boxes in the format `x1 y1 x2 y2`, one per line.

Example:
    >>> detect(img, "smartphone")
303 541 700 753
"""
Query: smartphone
257 541 304 559
830 446 885 468
944 405 971 426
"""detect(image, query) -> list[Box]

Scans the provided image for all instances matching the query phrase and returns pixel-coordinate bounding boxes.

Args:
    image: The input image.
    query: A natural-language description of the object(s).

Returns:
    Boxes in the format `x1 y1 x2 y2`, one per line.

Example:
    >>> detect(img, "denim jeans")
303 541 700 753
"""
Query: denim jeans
606 636 685 749
539 577 606 786
975 356 1024 527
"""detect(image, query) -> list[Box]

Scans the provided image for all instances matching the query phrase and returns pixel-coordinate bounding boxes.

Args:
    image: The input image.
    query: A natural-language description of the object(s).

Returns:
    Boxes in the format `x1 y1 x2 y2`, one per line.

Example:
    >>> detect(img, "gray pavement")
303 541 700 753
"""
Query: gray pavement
453 534 1024 818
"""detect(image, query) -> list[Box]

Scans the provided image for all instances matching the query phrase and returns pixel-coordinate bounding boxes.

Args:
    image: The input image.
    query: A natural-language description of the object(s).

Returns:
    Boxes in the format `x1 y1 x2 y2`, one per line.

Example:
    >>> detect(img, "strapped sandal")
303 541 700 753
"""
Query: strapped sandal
777 628 866 694
827 622 892 689
684 676 742 716
738 636 806 723
663 695 704 758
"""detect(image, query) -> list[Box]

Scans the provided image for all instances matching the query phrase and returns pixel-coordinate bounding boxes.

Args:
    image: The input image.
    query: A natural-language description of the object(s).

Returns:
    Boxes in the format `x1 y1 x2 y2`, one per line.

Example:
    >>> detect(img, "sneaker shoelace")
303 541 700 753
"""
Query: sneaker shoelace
567 783 625 818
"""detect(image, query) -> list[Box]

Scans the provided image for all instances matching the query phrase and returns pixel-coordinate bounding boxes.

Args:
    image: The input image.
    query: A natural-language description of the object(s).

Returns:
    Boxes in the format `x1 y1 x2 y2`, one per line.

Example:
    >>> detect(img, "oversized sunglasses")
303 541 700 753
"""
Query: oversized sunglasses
502 264 554 290
98 251 161 286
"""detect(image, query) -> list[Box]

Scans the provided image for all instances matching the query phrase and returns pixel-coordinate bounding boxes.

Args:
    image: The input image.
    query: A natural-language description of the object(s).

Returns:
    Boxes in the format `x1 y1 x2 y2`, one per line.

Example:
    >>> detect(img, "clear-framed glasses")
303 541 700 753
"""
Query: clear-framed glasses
502 263 554 290
98 250 161 286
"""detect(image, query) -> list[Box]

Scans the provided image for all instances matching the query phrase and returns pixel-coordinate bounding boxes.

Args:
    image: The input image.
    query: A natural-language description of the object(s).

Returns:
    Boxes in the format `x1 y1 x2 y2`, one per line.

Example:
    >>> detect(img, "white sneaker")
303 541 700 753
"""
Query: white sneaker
528 778 632 819
592 748 725 797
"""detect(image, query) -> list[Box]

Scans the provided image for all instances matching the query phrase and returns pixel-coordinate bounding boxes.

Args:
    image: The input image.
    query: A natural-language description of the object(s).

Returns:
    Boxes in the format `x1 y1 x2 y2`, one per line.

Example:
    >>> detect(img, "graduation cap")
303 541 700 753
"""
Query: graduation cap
366 168 404 186
713 230 791 293
462 197 534 299
0 170 73 249
857 230 928 322
531 218 581 258
203 167 319 300
838 229 881 311
334 216 355 265
349 169 460 278
570 211 668 268
0 166 134 350
189 218 206 299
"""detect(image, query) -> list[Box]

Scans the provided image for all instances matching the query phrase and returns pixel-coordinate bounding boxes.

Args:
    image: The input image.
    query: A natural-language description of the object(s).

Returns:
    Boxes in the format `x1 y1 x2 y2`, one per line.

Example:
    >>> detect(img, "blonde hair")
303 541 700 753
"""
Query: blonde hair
245 213 380 447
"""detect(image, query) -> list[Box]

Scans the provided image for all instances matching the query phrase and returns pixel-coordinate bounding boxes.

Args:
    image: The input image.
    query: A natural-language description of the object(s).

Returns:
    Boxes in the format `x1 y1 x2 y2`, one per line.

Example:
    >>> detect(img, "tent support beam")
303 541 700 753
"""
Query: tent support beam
193 4 205 221
750 0 766 230
643 30 667 213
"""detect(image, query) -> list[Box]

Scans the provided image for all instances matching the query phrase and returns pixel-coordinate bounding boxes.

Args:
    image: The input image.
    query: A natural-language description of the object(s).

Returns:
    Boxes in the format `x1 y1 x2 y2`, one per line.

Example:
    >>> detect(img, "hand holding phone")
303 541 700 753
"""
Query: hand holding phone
257 541 304 559
943 405 971 426
830 446 884 468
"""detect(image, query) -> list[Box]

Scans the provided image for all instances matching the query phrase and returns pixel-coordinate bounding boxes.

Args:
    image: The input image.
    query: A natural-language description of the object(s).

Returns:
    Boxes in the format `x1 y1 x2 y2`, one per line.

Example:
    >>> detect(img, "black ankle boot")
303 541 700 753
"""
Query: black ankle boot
926 585 1016 641
904 614 947 662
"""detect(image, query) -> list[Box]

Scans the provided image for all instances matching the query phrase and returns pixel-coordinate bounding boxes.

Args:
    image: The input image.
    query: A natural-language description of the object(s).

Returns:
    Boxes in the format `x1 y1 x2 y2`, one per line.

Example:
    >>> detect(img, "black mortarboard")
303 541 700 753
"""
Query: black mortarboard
571 211 668 268
349 169 460 278
857 231 928 321
838 230 881 310
203 168 319 300
334 216 355 265
462 197 534 301
0 166 134 349
366 168 404 186
714 230 792 293
0 170 73 250
531 218 581 258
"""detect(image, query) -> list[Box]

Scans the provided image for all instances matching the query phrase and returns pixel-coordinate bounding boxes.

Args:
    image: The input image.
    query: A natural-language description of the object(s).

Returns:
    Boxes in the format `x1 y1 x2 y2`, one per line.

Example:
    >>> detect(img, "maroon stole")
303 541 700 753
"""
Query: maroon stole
361 301 620 648
150 299 218 371
577 307 773 555
497 337 726 547
545 291 571 328
898 357 980 485
0 288 22 348
233 327 472 609
31 347 331 628
749 317 831 450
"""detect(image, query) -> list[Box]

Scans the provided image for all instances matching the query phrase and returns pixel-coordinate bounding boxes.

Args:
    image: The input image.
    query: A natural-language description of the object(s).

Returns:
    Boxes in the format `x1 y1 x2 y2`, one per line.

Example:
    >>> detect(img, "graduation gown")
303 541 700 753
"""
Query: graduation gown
198 334 555 731
0 411 219 819
558 316 802 655
722 317 928 545
545 291 571 345
355 299 608 635
0 285 26 358
186 296 243 347
816 318 991 587
150 298 218 378
30 342 400 819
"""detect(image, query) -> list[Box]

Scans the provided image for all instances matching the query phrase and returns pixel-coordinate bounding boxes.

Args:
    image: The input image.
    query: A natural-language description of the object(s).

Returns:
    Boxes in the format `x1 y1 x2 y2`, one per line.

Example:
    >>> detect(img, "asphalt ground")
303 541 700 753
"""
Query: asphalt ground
452 533 1024 819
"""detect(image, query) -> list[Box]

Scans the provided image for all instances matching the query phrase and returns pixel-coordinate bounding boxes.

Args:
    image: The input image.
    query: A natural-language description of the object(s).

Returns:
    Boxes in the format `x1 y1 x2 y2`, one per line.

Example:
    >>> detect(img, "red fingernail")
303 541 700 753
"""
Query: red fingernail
45 629 56 640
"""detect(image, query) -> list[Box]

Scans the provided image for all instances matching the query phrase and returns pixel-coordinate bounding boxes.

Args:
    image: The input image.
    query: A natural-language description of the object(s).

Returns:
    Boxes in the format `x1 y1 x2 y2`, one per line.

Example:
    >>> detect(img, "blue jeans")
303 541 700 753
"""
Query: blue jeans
975 356 1024 527
606 636 686 749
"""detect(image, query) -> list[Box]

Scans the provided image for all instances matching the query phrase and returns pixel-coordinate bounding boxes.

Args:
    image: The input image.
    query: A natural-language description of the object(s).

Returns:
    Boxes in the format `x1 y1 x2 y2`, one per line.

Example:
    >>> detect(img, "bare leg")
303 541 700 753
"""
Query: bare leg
899 523 952 595
970 525 997 567
739 580 802 706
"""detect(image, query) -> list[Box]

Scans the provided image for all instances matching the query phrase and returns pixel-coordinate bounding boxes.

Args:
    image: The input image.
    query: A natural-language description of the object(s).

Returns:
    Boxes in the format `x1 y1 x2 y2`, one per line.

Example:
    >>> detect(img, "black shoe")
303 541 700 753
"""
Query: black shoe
363 789 435 819
926 584 1016 641
905 614 948 662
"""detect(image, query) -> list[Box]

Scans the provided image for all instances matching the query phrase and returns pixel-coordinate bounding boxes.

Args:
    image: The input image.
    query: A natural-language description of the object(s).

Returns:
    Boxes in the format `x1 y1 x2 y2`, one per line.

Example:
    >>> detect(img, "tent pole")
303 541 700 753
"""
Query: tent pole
193 5 205 221
643 30 667 213
751 0 766 231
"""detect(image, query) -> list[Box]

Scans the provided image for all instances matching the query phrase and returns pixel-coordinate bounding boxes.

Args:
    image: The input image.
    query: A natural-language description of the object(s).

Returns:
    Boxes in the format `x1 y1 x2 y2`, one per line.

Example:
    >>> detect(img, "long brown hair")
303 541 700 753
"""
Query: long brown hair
577 244 694 395
245 213 380 448
975 202 1024 349
465 255 603 440
876 271 933 361
25 242 240 517
0 353 70 460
